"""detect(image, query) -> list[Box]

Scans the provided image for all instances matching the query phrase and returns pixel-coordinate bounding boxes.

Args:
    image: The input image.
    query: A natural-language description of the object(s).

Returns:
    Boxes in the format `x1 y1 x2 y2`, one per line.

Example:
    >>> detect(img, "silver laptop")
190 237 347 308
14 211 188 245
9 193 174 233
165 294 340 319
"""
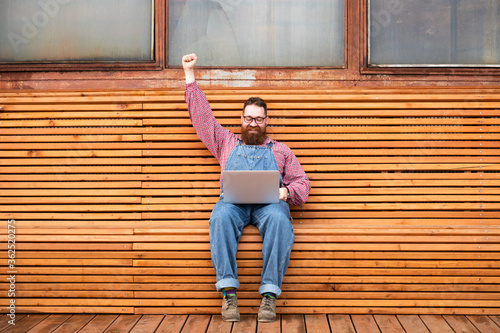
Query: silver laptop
222 170 280 204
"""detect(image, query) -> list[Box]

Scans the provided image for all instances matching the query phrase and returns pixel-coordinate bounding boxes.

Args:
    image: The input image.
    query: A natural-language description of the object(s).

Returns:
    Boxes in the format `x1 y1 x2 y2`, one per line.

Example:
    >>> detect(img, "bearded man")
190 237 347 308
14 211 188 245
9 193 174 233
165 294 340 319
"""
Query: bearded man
182 53 310 323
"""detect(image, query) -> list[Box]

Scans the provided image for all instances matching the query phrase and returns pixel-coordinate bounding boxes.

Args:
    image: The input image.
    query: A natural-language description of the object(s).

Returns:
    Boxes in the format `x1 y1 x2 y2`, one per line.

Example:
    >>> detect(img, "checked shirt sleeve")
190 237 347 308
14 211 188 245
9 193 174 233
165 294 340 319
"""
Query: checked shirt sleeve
275 142 311 206
185 81 233 161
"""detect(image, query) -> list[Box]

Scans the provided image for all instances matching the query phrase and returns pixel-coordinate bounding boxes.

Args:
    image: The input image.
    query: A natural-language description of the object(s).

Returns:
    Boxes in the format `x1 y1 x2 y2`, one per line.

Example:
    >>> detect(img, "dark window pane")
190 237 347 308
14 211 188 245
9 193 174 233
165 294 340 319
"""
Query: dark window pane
369 0 500 66
0 0 154 62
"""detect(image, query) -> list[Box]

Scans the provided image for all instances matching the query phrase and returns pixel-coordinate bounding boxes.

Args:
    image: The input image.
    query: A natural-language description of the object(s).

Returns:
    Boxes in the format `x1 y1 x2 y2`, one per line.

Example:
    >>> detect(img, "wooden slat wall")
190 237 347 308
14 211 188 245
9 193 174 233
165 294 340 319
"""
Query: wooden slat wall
0 87 499 315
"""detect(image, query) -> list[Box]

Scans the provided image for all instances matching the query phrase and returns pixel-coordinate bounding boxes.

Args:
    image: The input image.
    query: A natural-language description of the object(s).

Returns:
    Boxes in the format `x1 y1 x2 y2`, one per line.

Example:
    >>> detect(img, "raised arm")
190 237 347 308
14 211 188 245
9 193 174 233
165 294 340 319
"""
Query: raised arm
182 53 197 84
183 54 235 161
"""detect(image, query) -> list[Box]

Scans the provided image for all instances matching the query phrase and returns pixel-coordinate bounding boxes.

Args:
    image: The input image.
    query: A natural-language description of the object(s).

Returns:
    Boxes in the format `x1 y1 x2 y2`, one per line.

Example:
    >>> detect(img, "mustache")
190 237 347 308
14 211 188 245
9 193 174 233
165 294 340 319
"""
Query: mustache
241 125 266 145
242 125 263 133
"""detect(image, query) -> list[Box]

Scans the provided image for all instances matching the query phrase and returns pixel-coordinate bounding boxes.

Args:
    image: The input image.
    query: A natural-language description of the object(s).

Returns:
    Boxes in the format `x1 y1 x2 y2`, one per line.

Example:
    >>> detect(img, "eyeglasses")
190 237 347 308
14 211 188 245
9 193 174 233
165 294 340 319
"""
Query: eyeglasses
243 116 267 124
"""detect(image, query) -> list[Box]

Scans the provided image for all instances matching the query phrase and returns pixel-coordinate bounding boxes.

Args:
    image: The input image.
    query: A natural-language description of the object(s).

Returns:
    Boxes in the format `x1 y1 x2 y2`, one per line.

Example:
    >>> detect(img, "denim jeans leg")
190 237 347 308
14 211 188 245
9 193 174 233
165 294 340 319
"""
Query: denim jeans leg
252 201 294 297
209 200 250 292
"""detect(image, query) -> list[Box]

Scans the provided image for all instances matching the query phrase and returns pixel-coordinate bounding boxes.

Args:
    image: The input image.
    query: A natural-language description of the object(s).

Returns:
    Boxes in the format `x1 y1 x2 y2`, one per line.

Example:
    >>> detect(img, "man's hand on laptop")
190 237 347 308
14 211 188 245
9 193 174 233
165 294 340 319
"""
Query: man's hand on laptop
279 187 289 202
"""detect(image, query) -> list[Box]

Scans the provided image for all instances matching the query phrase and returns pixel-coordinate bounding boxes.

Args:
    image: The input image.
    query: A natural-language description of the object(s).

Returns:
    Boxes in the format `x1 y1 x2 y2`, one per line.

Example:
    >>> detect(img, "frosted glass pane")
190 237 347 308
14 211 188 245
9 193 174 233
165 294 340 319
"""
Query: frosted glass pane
0 0 154 62
169 0 345 67
369 0 500 66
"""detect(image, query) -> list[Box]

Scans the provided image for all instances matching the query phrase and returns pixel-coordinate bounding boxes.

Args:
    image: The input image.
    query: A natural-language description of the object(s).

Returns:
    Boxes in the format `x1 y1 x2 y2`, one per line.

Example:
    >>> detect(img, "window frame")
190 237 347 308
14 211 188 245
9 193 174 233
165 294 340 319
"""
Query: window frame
361 0 500 76
0 0 165 72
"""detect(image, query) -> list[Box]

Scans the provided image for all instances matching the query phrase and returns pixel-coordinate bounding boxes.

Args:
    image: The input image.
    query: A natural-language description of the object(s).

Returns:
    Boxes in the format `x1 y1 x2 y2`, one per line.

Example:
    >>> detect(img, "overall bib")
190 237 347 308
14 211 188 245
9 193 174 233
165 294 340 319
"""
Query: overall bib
209 140 295 297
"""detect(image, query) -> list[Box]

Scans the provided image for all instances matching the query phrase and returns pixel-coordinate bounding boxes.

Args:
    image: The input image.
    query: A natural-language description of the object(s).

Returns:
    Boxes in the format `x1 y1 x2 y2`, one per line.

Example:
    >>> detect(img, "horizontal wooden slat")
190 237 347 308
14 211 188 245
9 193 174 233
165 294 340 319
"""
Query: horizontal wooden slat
144 148 500 156
11 307 133 314
3 250 498 260
0 174 214 181
1 197 141 204
143 164 499 172
132 227 500 236
1 140 498 149
3 258 498 270
0 111 147 119
3 267 499 276
0 103 142 111
145 101 500 110
0 128 149 135
7 282 499 292
5 291 498 301
6 91 499 103
4 298 500 308
0 150 143 157
143 133 500 141
0 135 142 142
146 117 500 126
6 233 499 243
149 109 500 117
135 307 500 315
0 119 142 127
2 218 499 229
3 157 500 166
130 259 500 269
2 203 499 213
0 184 142 190
0 166 142 173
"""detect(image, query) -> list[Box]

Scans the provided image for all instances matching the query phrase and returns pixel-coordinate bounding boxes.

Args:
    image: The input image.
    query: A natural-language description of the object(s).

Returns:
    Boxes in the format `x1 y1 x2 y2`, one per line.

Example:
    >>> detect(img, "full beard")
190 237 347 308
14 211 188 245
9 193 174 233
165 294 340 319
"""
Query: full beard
241 126 267 145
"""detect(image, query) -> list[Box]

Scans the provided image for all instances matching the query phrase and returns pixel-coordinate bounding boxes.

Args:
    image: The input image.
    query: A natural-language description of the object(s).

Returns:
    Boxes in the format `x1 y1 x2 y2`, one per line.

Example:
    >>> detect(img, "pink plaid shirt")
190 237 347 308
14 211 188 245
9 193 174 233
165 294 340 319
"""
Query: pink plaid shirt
185 81 310 206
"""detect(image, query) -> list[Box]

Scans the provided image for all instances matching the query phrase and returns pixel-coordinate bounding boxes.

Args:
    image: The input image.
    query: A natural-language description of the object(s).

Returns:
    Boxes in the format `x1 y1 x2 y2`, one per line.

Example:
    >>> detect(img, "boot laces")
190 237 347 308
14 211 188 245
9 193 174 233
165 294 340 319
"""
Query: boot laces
263 295 273 308
225 295 236 308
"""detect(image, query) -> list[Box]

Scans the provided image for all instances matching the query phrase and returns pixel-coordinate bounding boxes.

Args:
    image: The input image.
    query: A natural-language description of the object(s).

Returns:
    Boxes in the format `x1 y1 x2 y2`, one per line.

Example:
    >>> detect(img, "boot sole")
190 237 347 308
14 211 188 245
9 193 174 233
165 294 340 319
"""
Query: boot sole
258 316 276 323
222 315 240 322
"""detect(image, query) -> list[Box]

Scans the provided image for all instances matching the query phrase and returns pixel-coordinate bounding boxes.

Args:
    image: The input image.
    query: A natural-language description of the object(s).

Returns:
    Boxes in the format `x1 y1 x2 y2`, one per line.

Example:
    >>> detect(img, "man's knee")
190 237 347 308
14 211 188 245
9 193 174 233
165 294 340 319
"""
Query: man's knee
255 203 293 236
270 207 291 223
211 201 233 220
210 201 246 230
262 202 291 223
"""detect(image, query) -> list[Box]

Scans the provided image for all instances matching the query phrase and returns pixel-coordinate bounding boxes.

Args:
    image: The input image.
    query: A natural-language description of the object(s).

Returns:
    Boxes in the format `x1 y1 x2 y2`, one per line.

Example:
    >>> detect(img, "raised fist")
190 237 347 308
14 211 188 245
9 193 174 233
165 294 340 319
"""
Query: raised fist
182 53 198 71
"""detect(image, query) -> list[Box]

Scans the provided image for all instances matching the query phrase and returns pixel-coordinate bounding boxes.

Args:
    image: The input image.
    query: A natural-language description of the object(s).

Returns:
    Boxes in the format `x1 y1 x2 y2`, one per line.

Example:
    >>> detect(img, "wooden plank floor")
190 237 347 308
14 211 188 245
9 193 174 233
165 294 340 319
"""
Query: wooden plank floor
2 314 499 333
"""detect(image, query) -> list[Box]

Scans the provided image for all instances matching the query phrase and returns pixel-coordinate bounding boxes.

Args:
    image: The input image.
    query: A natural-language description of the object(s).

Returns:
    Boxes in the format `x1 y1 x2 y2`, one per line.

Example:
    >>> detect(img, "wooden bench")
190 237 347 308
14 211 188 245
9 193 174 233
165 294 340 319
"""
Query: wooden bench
0 86 499 315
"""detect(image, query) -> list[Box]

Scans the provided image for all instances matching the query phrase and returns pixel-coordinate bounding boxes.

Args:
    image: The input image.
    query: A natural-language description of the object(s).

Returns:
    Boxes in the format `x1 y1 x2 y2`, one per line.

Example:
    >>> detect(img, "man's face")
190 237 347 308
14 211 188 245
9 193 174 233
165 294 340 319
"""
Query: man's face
241 104 268 145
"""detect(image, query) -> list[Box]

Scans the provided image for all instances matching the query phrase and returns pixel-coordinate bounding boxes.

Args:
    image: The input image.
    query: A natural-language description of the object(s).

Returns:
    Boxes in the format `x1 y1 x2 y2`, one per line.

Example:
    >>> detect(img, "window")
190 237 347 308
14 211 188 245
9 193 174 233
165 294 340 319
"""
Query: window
368 0 500 67
168 0 345 67
0 0 164 71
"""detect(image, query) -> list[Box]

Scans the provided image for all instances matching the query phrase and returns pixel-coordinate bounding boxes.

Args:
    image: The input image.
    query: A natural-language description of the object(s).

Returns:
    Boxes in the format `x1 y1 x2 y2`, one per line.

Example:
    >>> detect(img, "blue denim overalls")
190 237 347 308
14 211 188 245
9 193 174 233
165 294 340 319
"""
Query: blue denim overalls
209 140 295 297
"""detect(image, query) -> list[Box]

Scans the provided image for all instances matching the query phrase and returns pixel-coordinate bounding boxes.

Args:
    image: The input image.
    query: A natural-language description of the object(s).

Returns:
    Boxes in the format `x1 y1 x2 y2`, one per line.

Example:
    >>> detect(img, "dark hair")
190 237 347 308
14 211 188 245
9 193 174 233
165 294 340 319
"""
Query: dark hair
243 97 267 116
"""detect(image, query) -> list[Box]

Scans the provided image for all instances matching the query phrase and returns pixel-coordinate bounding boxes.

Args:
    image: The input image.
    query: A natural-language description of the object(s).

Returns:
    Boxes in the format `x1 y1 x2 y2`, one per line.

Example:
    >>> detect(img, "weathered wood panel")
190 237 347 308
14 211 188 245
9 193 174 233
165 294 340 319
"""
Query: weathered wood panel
0 87 499 315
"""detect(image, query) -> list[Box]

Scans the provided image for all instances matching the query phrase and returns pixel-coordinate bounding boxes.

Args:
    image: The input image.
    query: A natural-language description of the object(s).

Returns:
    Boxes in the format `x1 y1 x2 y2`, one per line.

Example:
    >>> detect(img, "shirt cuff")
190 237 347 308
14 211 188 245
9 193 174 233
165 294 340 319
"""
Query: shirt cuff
185 81 197 89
